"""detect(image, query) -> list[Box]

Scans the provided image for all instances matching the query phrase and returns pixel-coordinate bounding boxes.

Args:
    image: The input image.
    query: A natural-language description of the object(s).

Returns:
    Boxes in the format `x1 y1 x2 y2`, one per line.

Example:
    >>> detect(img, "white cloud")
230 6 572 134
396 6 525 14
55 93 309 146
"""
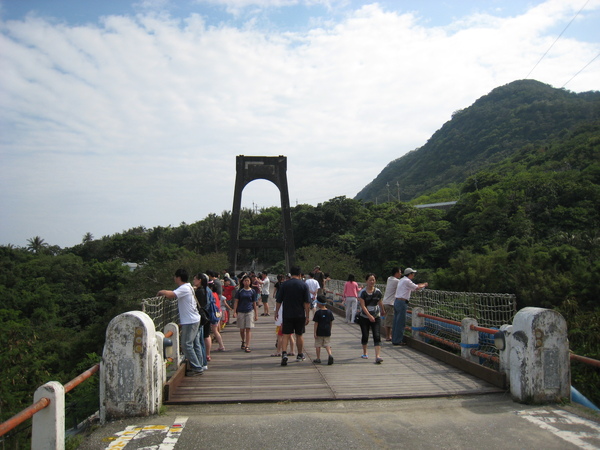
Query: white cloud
0 1 599 247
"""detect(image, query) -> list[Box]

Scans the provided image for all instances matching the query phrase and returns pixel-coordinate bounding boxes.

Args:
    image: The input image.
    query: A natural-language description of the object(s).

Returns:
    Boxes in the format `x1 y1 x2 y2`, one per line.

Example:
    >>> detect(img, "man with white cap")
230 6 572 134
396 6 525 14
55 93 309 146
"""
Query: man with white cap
392 268 428 346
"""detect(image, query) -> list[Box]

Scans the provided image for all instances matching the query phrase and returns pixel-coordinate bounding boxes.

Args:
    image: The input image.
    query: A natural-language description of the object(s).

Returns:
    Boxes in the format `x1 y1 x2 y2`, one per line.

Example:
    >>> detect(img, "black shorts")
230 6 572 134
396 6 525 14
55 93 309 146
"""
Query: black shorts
282 317 306 335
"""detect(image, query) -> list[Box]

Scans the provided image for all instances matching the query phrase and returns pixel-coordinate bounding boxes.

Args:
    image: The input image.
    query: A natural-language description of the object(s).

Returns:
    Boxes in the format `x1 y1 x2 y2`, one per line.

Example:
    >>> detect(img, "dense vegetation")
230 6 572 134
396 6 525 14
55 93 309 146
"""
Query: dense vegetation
356 79 600 203
1 80 598 445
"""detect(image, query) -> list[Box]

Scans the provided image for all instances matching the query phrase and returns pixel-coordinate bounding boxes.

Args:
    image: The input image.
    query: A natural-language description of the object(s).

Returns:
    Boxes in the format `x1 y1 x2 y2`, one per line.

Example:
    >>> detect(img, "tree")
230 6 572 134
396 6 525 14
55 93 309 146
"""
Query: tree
26 236 48 254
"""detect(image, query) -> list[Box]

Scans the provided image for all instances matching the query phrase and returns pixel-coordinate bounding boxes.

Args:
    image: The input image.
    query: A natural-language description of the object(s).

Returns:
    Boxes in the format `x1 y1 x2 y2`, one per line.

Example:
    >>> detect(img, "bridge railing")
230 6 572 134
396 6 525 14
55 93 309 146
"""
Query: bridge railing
0 364 100 448
325 278 516 368
142 295 179 331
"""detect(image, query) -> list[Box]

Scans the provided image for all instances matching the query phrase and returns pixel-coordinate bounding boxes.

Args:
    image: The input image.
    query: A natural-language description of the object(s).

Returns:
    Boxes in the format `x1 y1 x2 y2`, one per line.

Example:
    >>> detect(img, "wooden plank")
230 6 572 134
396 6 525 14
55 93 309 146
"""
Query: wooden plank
408 337 507 388
164 298 504 404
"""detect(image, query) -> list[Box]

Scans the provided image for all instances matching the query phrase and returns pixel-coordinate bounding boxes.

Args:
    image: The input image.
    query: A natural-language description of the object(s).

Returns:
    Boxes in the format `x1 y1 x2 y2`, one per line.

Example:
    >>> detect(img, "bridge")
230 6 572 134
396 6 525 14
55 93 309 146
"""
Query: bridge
2 281 600 449
162 305 501 404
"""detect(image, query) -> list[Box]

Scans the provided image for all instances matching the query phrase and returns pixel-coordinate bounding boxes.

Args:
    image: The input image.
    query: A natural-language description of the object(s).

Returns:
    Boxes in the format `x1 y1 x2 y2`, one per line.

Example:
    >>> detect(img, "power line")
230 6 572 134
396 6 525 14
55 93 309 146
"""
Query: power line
525 0 590 79
562 52 600 88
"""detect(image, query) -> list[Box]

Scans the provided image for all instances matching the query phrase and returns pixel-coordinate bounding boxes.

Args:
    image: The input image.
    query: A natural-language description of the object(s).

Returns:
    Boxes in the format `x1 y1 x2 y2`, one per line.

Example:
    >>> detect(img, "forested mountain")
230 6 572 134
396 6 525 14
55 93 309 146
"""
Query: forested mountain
355 79 600 203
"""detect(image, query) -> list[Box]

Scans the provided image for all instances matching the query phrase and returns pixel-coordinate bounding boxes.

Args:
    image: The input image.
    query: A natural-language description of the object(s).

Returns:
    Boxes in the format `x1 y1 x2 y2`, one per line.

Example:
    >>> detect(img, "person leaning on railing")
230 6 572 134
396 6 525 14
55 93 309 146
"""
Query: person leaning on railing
392 268 428 346
158 268 205 376
382 267 402 341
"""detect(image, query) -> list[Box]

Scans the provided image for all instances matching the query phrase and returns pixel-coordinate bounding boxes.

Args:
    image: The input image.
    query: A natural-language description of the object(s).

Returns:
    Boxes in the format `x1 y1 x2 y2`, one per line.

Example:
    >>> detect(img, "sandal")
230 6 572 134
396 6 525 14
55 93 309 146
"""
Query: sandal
206 356 211 361
245 347 252 353
217 347 226 352
241 341 245 349
271 353 281 357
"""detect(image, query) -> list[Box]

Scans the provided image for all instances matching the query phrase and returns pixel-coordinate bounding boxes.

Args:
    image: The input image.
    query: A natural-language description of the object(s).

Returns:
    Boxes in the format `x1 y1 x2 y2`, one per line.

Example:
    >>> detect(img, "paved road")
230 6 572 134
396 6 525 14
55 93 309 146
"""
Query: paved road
77 393 600 449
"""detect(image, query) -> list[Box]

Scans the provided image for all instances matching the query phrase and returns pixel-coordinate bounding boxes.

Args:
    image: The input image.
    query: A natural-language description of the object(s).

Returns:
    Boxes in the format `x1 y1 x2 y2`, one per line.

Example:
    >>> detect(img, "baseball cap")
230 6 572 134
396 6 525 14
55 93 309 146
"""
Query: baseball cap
404 268 417 275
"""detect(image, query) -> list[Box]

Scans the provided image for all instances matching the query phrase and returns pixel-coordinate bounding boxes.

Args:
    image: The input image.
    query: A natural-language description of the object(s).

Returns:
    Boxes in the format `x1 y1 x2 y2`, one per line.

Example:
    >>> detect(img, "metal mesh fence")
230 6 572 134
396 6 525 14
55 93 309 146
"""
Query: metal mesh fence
141 296 179 332
325 279 516 368
326 280 516 326
410 289 517 328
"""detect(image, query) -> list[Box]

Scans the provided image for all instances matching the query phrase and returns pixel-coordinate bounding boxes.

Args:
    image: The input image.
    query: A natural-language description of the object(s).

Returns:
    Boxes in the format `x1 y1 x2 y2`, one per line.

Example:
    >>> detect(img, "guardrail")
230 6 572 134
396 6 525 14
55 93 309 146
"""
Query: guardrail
0 364 100 447
570 352 600 368
0 328 176 447
409 309 600 374
409 309 501 364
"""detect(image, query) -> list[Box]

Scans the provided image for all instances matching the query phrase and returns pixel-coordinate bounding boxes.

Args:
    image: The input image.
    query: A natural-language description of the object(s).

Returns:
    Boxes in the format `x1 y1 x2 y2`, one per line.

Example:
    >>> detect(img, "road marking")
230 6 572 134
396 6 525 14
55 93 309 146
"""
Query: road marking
517 409 600 449
105 417 188 449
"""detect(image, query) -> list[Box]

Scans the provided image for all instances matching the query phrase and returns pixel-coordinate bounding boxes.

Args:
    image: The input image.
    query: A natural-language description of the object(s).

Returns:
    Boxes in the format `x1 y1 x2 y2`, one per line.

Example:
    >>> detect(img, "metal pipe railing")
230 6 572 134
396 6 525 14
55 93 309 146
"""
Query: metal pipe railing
64 364 100 393
0 364 100 439
0 397 50 437
570 352 600 368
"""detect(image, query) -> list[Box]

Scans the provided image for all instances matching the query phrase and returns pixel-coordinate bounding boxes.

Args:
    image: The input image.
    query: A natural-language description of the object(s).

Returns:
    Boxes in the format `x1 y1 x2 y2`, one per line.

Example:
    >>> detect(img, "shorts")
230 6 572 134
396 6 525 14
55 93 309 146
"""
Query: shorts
261 294 269 303
282 317 306 335
276 325 282 336
384 304 395 327
314 336 331 347
236 311 255 329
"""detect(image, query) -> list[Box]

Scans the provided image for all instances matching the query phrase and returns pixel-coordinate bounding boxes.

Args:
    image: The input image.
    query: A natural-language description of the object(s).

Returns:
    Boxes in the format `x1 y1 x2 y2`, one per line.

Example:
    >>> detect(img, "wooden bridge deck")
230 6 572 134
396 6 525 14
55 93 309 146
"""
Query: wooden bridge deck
165 300 503 404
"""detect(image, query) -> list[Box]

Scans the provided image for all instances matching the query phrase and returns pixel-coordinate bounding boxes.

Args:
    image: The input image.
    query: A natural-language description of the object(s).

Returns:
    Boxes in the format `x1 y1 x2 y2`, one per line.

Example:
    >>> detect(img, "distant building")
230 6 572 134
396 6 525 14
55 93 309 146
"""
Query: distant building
414 201 457 211
123 262 140 272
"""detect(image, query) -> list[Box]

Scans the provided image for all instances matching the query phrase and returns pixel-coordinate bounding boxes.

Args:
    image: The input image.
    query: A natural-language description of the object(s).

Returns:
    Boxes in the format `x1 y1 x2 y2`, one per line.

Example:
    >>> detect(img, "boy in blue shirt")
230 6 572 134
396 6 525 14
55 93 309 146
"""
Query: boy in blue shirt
313 295 334 365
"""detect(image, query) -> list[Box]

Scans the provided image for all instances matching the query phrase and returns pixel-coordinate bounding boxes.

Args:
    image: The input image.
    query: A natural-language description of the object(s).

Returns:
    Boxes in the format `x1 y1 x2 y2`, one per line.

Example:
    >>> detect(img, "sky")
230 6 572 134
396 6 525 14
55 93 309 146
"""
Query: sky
1 0 599 249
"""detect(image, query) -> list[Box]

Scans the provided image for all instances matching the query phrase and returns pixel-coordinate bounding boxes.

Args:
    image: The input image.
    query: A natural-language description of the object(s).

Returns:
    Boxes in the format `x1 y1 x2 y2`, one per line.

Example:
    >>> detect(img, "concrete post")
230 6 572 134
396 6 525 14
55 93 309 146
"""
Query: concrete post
498 324 513 379
164 322 181 377
461 318 479 363
153 331 167 413
100 311 165 423
32 381 64 450
411 307 426 342
508 307 570 404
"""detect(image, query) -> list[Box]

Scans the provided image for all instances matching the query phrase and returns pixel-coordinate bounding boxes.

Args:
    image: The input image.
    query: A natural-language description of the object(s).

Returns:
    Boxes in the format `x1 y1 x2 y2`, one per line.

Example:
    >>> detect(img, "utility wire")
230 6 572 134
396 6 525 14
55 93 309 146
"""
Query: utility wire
525 0 590 79
562 52 600 88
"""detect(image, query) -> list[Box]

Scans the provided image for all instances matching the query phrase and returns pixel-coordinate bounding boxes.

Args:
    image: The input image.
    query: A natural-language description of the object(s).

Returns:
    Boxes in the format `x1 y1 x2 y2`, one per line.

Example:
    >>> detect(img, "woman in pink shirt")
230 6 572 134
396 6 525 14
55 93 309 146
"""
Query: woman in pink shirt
342 274 361 324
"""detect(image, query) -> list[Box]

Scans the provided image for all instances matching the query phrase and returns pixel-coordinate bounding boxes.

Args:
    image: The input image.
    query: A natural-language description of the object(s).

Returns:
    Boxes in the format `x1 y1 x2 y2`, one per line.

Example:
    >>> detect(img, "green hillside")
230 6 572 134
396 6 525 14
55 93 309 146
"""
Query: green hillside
355 79 600 203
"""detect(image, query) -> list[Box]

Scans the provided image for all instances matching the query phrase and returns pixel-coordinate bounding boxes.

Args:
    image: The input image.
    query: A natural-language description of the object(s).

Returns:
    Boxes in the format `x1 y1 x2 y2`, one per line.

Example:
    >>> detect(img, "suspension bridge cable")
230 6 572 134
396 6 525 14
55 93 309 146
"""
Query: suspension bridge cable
562 52 600 88
525 0 590 79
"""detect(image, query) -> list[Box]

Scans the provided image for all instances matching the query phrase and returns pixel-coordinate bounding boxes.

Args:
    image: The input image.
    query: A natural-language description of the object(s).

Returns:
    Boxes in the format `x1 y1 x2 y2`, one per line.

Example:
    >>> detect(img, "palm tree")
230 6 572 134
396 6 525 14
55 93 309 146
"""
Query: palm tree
26 236 48 253
82 232 94 243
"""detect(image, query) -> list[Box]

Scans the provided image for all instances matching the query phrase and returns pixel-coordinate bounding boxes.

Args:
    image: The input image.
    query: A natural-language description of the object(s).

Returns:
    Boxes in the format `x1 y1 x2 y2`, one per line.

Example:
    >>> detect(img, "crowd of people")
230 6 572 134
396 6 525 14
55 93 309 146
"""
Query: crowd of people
157 264 427 376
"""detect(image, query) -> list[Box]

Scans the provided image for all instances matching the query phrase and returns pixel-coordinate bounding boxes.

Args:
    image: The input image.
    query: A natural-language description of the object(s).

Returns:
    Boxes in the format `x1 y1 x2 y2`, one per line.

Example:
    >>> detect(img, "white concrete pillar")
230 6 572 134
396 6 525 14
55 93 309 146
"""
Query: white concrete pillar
411 307 426 342
164 322 181 375
508 307 570 403
100 311 165 423
461 318 479 363
32 381 64 450
498 324 513 379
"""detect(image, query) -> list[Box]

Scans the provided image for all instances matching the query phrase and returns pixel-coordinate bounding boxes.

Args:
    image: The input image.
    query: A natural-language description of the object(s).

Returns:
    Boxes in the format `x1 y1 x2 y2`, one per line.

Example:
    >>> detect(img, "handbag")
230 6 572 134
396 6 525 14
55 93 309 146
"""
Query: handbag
198 307 210 326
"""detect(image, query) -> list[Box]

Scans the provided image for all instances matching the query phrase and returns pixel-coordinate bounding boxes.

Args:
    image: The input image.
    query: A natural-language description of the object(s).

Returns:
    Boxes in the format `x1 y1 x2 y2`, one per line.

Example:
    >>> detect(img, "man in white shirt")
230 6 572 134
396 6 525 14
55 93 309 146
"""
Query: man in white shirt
382 267 401 341
260 271 271 316
158 268 204 376
393 268 428 346
305 272 320 310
